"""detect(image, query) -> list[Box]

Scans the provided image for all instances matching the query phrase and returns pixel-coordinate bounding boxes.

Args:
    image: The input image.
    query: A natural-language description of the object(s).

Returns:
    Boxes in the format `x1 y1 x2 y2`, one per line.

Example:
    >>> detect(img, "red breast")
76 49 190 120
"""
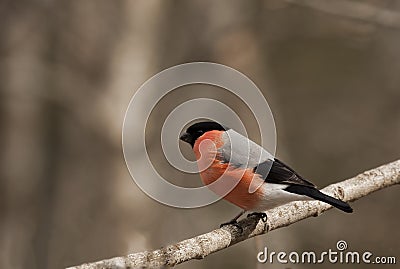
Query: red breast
193 130 264 210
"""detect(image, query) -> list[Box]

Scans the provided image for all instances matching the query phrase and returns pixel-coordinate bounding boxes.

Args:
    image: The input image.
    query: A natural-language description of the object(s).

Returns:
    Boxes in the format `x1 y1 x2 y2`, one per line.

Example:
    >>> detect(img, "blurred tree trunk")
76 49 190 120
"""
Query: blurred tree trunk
1 1 126 268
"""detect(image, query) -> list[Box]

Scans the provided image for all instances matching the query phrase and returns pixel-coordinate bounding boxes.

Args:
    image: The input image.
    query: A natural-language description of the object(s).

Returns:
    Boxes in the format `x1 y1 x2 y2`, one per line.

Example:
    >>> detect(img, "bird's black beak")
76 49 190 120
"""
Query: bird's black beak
179 133 194 147
179 132 192 144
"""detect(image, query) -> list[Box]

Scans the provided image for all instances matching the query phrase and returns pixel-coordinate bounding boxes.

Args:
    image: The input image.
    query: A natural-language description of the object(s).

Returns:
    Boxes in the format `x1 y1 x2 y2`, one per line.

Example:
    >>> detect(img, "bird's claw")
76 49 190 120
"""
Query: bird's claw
247 212 267 222
220 220 243 233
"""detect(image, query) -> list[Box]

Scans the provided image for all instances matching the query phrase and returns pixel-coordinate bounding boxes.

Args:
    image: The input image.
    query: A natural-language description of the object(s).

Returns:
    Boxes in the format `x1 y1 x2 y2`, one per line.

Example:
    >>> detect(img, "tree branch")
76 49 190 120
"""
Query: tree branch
68 159 400 269
286 0 400 30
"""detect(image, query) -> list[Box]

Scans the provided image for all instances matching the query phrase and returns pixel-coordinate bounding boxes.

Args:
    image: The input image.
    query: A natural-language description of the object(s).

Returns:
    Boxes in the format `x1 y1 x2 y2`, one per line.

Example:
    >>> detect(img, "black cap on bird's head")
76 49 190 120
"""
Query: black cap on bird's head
180 121 228 147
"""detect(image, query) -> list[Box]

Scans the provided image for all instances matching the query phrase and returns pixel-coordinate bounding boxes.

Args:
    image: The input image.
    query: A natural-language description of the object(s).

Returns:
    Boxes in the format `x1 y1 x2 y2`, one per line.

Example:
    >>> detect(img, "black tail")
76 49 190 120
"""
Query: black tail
285 185 353 213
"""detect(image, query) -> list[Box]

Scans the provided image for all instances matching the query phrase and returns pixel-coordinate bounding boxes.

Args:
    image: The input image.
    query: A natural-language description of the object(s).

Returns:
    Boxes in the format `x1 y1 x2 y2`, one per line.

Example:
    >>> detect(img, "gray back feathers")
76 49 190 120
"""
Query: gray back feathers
219 129 274 169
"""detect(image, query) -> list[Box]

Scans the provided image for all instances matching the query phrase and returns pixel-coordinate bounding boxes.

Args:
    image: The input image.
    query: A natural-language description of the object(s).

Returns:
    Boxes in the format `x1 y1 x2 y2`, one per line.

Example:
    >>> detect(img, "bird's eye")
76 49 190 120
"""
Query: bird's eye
197 130 204 134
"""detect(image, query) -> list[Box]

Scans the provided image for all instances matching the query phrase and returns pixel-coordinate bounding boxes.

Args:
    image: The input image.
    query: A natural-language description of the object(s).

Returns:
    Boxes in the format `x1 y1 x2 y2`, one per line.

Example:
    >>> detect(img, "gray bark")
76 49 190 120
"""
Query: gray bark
68 159 400 269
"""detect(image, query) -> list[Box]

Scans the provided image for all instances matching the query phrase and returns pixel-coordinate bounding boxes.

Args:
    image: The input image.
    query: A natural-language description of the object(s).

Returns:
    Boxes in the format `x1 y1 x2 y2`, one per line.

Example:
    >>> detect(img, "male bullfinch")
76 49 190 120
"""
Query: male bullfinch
180 121 352 228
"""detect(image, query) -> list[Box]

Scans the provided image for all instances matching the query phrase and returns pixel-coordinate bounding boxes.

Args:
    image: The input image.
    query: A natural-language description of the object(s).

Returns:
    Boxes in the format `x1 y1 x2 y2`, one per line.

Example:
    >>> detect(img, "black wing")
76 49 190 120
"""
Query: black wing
254 158 353 213
253 158 316 187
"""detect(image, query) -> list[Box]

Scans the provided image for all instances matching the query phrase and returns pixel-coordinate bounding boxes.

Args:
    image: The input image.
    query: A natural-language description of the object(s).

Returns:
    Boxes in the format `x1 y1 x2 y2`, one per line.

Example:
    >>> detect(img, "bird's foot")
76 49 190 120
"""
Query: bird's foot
247 212 267 222
220 219 243 233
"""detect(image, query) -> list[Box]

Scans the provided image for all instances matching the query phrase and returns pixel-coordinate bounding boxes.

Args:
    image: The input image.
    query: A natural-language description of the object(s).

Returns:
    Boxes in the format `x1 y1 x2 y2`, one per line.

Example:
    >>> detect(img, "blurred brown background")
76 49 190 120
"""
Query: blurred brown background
1 0 399 268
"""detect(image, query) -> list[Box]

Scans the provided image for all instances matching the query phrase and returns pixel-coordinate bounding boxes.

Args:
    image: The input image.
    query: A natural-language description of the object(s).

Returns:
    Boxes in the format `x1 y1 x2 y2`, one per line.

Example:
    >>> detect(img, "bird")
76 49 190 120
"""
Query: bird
179 121 353 228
